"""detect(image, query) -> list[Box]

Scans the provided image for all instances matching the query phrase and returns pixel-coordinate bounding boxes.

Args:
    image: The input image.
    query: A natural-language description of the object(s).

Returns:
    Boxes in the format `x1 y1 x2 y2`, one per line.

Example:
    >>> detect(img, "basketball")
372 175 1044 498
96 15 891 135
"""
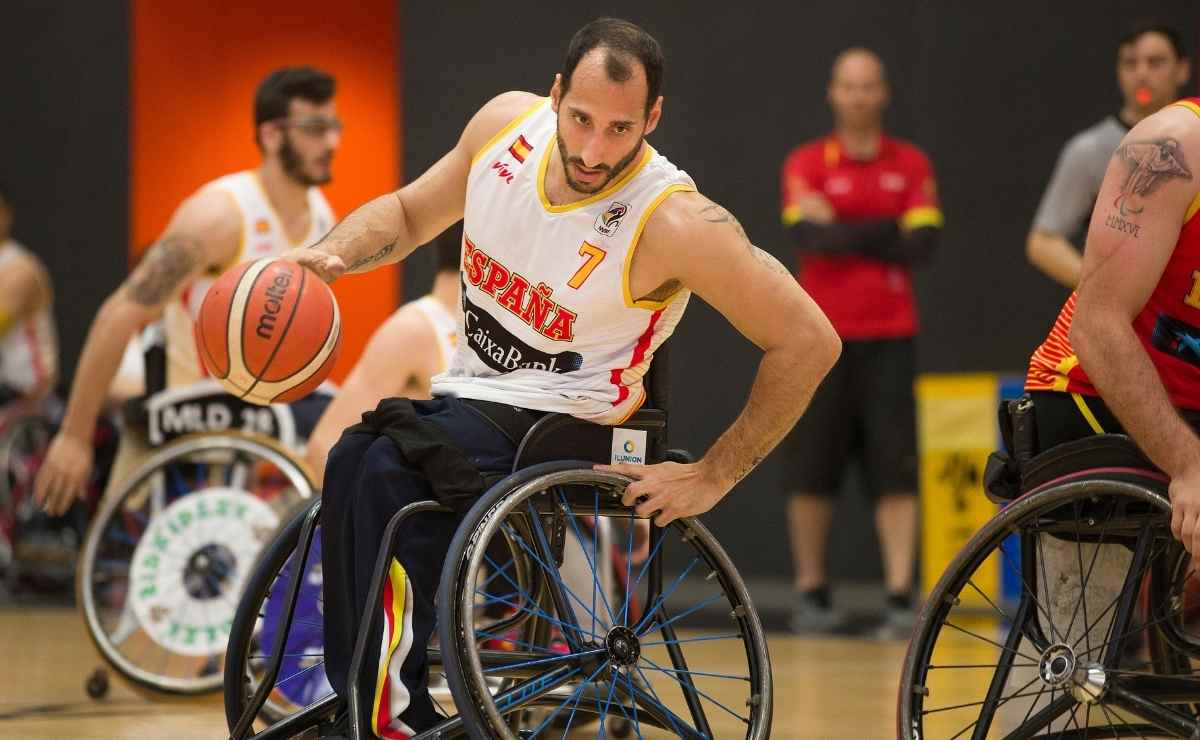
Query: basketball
196 257 341 405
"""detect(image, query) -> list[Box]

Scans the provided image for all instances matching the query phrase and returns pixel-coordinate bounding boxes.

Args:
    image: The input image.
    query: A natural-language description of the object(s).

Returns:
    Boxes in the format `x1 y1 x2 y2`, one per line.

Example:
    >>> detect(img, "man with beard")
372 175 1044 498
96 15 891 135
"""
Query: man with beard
294 18 841 738
35 66 340 516
1028 23 1191 287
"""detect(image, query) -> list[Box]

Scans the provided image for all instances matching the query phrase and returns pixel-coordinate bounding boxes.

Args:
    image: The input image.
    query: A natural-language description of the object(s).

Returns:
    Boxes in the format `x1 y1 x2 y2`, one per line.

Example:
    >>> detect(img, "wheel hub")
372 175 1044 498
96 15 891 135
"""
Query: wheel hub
605 626 641 667
1038 643 1076 687
183 542 237 600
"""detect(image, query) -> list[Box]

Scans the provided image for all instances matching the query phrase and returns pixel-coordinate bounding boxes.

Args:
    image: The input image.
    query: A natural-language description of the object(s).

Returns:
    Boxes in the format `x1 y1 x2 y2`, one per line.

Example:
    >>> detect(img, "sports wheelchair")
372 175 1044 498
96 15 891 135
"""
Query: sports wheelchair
224 350 773 739
900 398 1200 738
77 377 319 698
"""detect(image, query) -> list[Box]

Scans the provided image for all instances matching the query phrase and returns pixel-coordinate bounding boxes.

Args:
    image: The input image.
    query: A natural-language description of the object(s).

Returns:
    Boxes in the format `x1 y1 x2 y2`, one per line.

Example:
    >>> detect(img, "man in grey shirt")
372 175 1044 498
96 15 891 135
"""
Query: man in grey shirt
1028 23 1190 287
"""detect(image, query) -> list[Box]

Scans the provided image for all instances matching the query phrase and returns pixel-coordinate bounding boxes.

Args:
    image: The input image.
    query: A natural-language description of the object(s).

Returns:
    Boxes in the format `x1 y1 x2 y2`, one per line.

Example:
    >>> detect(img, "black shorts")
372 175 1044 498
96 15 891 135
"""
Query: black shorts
782 337 917 498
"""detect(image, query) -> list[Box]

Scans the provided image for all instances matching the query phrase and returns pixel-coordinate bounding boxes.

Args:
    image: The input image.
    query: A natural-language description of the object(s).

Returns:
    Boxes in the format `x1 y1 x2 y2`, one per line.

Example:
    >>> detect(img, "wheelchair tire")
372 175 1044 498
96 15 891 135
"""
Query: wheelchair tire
438 461 772 740
223 499 334 732
78 432 315 695
899 478 1182 739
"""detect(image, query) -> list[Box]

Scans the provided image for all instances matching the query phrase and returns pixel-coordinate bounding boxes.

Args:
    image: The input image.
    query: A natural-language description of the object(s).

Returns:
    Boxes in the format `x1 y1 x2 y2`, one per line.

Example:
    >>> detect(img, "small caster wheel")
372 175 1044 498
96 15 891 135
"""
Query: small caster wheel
86 668 109 699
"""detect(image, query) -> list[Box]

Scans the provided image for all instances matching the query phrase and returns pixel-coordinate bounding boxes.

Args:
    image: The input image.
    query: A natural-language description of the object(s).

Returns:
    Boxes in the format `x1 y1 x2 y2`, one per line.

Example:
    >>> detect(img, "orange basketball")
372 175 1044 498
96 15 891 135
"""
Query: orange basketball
197 257 341 405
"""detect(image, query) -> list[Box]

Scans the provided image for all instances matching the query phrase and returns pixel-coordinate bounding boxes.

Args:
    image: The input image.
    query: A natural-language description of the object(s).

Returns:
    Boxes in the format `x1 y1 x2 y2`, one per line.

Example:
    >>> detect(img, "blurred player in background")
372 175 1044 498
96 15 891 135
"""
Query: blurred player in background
35 66 340 516
0 183 57 404
1027 22 1190 287
779 48 943 637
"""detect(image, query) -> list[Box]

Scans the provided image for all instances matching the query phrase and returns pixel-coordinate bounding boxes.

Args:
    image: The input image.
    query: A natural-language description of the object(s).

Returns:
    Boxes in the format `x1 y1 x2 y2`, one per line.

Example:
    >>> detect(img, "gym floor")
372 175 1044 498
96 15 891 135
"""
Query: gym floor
0 606 903 738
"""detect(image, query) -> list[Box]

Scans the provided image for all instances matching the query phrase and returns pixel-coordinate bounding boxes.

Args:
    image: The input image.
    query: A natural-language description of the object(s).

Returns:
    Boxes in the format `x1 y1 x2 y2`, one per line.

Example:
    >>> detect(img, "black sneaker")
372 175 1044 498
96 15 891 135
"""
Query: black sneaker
788 589 843 634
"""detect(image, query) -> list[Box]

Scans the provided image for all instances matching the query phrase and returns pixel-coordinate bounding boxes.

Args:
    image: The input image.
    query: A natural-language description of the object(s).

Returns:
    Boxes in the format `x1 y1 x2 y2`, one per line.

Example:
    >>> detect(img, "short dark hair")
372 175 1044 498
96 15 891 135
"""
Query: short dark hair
1119 21 1188 59
254 66 336 147
433 223 462 274
561 18 664 116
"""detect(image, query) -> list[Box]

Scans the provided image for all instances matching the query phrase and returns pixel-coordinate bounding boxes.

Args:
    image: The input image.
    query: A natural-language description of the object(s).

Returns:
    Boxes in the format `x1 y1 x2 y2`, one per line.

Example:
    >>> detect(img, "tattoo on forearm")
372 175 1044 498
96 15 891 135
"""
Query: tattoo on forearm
698 203 750 246
348 242 396 272
125 236 199 305
1112 138 1193 217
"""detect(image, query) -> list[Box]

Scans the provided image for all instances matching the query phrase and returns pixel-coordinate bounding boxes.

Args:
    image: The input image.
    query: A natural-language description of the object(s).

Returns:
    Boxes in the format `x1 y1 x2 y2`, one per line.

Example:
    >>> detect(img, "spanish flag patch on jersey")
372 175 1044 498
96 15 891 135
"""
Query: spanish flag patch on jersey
508 135 533 163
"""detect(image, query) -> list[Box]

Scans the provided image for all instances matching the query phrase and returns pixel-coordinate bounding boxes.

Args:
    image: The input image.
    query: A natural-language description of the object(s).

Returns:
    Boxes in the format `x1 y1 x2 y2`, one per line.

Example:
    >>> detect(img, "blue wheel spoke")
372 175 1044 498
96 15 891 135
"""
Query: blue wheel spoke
473 586 601 641
620 510 636 626
633 556 703 635
636 664 748 682
624 668 645 739
640 654 749 725
630 663 696 739
481 648 604 675
472 623 556 652
639 592 728 638
558 489 618 627
500 524 603 640
525 659 611 737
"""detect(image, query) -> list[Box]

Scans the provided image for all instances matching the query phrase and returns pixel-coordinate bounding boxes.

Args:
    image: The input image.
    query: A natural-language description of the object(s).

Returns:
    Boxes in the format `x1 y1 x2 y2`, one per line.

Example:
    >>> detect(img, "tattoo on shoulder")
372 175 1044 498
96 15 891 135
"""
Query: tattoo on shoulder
697 202 750 247
348 242 396 272
1113 138 1193 217
126 236 199 305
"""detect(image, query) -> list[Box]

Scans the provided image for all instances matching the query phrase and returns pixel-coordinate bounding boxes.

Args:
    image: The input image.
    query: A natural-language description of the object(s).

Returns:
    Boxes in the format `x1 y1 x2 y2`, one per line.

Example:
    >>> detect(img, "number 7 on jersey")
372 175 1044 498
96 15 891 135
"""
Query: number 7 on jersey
567 241 607 290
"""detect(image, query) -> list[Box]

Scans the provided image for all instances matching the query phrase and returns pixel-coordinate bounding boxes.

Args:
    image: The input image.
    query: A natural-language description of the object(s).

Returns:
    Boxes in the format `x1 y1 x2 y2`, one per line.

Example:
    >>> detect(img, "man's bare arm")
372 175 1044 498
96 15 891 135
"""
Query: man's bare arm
298 92 543 281
1068 107 1200 555
0 256 46 337
683 196 841 486
36 187 239 514
604 191 840 524
1026 228 1082 288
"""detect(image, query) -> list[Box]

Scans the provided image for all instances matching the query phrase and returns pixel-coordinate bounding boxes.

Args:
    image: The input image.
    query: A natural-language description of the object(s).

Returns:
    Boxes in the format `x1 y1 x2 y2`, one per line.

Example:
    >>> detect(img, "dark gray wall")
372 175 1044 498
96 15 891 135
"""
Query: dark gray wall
403 2 1199 584
0 1 130 384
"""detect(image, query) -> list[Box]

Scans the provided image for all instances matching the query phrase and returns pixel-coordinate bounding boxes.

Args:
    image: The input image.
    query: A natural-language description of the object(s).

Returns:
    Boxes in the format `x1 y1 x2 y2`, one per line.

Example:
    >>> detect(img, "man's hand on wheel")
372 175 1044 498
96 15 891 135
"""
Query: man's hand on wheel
35 431 94 516
596 460 728 527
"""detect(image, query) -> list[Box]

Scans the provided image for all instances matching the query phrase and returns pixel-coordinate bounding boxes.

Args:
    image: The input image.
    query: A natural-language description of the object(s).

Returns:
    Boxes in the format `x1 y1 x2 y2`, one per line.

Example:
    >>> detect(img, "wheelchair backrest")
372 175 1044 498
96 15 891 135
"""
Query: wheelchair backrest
141 379 298 447
510 339 674 470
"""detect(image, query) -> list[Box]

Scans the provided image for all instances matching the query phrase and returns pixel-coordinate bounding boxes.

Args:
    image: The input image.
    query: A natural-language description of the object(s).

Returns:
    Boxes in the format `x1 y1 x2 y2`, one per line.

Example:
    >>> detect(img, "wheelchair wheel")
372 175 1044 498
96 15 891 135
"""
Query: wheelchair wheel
0 405 56 592
77 432 316 695
223 500 335 732
899 478 1200 739
439 462 772 740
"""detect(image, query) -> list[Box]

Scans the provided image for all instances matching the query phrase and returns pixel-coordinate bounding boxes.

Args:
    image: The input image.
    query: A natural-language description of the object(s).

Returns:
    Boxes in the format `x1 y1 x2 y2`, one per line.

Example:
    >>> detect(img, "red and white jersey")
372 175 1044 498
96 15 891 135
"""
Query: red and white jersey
431 98 696 424
163 170 334 387
0 240 56 397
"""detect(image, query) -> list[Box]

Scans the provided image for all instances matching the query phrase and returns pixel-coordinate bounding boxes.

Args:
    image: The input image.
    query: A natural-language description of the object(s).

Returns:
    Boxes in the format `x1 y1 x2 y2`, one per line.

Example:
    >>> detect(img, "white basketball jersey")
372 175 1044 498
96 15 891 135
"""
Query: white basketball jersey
163 171 335 388
0 240 57 397
431 99 696 424
410 295 458 374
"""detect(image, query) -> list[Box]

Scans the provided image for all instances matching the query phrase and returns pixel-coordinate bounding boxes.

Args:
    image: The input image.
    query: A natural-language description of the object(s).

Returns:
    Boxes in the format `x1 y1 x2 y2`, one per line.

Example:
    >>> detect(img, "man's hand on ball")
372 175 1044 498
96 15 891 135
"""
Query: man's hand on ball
291 249 346 283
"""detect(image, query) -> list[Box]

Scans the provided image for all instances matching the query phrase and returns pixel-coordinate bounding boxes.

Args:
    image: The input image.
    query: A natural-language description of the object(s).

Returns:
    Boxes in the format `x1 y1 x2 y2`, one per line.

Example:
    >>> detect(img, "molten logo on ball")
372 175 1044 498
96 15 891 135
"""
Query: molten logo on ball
256 272 293 340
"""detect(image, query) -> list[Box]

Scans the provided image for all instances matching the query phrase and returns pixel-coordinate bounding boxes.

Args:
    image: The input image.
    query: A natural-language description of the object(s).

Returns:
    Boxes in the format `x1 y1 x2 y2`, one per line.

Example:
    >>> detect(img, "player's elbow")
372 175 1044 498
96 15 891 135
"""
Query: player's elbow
1025 230 1048 266
794 308 841 374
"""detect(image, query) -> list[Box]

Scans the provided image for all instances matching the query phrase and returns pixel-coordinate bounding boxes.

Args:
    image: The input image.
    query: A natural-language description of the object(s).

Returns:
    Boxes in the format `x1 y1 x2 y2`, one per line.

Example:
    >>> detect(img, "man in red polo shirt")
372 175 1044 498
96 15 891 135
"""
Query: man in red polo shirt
779 47 943 637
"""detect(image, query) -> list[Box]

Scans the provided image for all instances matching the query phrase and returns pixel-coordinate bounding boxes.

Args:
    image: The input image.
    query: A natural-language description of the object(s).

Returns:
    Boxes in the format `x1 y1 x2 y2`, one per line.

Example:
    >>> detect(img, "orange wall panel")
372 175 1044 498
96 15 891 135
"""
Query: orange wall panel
130 0 402 382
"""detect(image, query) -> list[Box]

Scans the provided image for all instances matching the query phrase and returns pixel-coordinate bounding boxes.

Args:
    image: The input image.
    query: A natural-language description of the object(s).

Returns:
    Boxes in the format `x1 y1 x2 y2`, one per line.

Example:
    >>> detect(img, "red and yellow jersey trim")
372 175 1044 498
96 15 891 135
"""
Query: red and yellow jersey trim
901 205 944 230
470 97 547 167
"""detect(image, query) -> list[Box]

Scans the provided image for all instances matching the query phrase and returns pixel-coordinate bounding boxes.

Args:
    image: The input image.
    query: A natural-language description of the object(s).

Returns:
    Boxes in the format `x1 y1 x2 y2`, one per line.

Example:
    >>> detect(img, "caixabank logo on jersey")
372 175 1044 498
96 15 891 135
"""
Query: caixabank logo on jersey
461 236 582 374
594 201 629 237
